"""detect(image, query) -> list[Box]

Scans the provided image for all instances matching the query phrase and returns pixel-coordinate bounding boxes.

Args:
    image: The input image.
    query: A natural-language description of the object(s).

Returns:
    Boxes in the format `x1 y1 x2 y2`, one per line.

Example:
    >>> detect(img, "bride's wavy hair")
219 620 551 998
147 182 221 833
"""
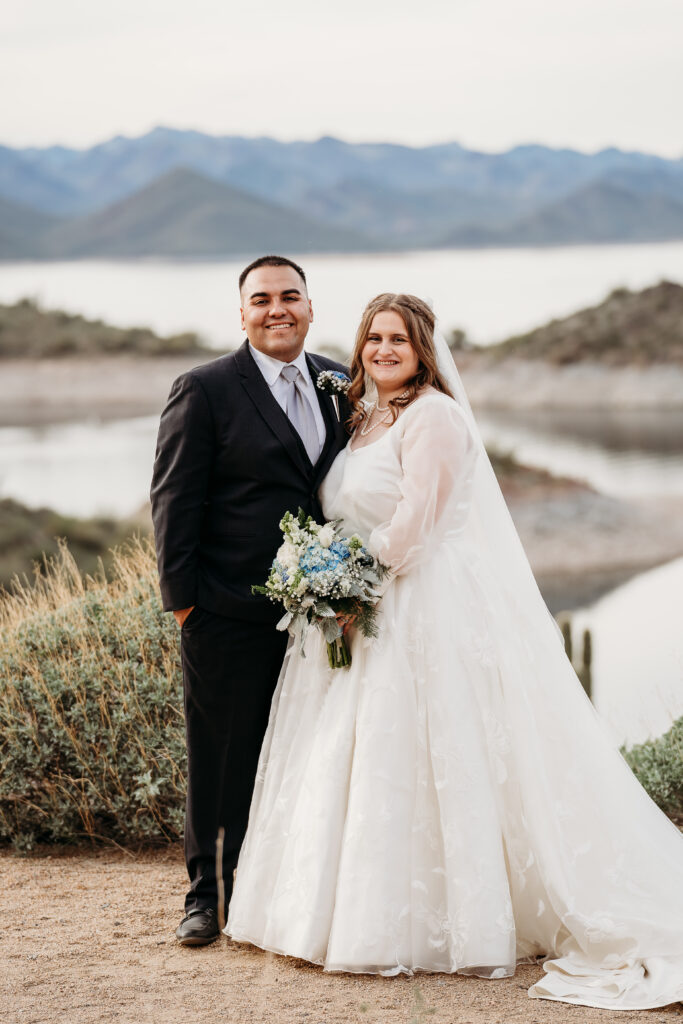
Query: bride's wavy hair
347 293 454 431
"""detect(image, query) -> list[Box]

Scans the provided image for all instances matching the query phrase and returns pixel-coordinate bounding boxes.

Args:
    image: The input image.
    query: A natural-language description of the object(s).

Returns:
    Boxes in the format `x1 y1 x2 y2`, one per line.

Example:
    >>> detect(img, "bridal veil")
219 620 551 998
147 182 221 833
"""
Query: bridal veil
431 325 683 1009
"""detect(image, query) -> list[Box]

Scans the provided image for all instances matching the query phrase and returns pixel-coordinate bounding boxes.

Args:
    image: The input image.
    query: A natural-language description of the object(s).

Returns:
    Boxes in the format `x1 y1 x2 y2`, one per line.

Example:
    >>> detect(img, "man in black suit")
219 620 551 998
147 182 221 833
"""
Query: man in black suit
150 255 349 945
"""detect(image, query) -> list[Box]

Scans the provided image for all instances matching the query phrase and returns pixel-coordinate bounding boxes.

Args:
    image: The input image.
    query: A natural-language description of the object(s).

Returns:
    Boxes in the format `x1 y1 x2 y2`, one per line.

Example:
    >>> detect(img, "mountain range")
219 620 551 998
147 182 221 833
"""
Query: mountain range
2 127 683 258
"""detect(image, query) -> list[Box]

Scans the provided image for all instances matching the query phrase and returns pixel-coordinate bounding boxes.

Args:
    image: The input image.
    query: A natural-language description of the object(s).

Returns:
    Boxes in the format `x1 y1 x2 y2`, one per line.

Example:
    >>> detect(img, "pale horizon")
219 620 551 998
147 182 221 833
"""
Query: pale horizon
4 0 683 158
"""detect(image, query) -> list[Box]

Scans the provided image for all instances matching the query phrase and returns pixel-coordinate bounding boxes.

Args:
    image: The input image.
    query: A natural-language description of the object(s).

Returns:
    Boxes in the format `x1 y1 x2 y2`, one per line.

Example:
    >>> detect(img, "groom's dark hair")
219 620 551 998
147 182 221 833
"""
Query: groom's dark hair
238 255 307 292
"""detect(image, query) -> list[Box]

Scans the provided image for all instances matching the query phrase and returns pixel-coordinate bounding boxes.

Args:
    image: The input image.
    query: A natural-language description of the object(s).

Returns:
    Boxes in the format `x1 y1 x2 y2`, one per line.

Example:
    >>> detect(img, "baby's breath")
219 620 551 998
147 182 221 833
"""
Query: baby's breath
316 370 352 396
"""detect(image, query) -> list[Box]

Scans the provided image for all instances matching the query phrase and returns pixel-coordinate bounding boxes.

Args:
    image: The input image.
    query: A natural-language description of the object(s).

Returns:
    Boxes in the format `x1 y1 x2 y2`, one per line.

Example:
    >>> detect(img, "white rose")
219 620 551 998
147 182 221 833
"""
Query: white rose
317 525 335 548
277 541 299 571
295 576 310 596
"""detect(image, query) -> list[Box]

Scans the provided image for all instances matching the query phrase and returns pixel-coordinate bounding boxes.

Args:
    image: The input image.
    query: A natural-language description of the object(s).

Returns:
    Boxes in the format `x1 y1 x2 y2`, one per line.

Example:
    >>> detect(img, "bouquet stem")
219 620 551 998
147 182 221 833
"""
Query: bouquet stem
327 635 351 669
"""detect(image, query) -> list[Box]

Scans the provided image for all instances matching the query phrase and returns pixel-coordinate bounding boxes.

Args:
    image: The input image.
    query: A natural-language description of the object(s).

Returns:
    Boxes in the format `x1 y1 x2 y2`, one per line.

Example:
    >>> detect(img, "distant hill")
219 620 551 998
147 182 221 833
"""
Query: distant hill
3 129 683 254
439 182 683 247
8 129 683 217
488 280 683 365
300 178 526 243
0 297 213 358
0 195 60 258
25 168 375 258
0 143 80 215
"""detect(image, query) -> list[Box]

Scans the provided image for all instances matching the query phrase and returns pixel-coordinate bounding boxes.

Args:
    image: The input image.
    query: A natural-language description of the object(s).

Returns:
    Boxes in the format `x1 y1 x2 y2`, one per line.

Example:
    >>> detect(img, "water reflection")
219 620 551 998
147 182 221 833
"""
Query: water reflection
3 408 683 518
572 557 683 747
478 408 683 498
482 407 683 455
0 416 158 518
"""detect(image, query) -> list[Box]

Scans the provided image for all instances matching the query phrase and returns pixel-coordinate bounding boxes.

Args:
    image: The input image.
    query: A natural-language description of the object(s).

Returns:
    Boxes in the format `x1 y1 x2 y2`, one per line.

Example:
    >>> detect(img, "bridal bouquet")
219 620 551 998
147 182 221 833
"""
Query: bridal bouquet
253 509 388 669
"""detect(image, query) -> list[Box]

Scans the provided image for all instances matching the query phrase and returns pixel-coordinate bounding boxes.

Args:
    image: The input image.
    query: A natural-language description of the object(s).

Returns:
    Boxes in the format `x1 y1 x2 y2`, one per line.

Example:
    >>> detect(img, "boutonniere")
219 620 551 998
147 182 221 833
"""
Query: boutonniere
316 370 351 397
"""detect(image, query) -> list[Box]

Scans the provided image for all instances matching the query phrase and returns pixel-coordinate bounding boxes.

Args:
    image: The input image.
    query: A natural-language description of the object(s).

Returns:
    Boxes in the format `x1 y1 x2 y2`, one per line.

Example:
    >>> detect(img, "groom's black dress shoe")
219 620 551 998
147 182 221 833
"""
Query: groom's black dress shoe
175 908 220 946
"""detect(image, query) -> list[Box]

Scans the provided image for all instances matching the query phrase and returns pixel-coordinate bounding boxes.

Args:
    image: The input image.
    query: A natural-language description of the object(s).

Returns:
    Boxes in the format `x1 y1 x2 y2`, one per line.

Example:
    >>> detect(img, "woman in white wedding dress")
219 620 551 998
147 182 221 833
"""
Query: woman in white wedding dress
226 293 683 1010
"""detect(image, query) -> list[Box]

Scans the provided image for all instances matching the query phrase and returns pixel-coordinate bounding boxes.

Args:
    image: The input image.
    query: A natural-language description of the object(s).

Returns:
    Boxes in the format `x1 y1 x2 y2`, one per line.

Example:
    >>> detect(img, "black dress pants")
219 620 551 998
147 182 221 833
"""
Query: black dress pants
179 607 288 915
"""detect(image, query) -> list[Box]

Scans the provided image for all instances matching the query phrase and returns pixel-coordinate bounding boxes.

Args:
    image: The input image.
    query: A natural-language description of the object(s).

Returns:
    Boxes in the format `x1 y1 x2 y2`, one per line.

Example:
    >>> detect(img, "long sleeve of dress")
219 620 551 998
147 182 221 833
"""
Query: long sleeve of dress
368 398 478 580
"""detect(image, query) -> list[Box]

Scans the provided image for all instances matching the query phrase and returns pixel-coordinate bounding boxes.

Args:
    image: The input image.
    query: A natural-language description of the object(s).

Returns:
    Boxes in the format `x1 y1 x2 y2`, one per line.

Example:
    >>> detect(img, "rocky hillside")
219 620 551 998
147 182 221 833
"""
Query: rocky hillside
0 498 150 588
0 298 214 358
486 280 683 365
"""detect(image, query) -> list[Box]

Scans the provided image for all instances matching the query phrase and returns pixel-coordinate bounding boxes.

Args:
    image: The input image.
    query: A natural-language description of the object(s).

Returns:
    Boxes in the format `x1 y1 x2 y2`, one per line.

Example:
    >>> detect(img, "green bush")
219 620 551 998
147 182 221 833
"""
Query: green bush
0 540 185 851
622 719 683 821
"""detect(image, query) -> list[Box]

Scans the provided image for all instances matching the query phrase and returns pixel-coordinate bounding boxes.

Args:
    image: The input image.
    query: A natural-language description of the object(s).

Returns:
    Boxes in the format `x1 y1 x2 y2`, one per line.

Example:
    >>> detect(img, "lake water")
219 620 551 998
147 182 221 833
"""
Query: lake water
3 408 683 521
2 241 683 349
478 408 683 500
2 246 683 745
573 557 683 747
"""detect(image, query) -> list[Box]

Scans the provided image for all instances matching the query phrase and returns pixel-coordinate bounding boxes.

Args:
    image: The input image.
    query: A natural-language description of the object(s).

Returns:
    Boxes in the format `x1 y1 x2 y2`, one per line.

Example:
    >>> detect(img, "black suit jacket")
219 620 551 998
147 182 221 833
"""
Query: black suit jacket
150 340 350 622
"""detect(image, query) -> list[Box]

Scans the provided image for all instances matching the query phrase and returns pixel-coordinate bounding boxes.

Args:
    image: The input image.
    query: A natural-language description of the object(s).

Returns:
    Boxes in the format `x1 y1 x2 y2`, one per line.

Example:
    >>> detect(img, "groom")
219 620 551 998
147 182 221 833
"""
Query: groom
150 255 349 945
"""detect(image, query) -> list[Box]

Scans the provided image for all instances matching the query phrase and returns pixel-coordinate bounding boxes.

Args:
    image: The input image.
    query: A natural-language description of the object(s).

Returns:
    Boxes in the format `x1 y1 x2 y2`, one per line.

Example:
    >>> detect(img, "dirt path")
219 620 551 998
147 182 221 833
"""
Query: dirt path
3 848 682 1024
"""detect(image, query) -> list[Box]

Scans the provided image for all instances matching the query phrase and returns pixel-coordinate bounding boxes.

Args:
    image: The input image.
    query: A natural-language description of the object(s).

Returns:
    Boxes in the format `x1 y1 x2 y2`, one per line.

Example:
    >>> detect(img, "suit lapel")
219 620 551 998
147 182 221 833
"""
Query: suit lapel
235 341 311 478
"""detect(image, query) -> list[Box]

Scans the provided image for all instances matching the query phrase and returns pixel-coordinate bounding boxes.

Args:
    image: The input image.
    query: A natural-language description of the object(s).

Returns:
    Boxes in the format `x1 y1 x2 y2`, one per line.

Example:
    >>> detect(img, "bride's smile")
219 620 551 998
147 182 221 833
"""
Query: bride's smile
362 310 419 400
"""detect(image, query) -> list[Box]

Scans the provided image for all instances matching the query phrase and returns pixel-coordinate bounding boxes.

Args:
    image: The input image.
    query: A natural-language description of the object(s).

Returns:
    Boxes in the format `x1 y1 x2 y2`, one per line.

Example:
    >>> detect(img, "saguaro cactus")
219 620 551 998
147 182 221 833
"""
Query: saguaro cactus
559 616 593 701
578 628 593 700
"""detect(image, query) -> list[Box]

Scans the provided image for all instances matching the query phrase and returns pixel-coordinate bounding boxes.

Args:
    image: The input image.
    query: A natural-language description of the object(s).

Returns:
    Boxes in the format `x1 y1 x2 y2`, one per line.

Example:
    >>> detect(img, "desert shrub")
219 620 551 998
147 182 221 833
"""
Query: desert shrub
622 718 683 821
0 539 185 850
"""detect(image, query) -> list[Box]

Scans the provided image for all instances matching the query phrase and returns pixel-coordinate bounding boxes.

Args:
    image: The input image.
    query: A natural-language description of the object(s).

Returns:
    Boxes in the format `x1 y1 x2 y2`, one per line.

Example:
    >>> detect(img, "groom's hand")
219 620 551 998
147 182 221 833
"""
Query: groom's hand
173 606 195 628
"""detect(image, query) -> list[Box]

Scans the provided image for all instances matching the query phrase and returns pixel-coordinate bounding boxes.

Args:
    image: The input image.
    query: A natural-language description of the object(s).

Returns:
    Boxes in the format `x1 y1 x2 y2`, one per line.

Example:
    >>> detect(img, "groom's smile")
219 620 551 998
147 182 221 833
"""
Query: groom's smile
241 264 313 362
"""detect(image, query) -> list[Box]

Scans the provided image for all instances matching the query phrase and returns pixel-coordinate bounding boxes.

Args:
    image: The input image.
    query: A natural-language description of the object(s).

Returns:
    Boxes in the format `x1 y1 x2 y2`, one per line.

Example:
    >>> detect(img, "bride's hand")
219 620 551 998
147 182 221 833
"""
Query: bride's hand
336 612 357 636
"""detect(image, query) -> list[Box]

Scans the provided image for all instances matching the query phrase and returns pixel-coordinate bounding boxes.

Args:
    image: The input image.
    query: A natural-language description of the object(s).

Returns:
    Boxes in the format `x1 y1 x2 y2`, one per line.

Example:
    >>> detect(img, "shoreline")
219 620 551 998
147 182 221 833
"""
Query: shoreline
0 355 214 426
509 493 683 611
457 352 683 409
4 353 683 426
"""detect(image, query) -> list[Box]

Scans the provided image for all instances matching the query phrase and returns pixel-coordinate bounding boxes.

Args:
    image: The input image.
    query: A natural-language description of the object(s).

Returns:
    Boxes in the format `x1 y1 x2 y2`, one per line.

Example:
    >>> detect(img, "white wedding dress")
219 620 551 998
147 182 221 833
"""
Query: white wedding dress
226 391 683 1010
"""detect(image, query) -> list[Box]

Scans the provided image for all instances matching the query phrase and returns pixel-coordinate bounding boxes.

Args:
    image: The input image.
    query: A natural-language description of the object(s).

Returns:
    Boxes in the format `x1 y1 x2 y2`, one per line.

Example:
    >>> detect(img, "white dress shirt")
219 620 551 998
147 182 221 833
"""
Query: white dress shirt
248 342 326 458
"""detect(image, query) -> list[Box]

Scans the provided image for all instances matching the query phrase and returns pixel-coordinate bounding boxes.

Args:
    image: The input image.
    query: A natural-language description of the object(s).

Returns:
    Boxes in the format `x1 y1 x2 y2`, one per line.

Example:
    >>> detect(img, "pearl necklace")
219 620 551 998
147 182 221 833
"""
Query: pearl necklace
359 390 410 437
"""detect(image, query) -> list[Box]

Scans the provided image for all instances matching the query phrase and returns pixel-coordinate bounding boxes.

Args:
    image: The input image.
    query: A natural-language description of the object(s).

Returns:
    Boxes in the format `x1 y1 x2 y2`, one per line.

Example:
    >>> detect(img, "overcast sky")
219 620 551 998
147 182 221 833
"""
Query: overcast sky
3 0 682 156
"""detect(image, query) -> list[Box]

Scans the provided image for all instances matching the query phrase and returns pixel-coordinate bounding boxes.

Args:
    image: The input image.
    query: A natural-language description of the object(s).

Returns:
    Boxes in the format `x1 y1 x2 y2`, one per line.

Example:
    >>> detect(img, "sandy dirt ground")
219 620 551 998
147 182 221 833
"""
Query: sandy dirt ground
3 847 683 1024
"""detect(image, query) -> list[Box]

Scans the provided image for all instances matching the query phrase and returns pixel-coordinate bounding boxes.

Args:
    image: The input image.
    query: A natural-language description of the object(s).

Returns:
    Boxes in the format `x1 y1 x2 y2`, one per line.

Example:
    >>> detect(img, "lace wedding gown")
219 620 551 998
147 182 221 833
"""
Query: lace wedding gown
226 392 683 1010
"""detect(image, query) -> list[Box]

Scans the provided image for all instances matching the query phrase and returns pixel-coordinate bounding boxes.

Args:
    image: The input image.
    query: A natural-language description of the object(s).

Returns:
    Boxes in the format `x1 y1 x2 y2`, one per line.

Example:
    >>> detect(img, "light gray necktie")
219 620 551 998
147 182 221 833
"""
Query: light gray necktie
280 364 320 464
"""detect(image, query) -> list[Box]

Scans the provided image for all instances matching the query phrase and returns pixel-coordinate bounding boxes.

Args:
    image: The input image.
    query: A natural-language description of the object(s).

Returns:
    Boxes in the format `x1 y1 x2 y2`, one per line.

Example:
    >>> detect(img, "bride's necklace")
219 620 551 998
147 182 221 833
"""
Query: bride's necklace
359 390 410 437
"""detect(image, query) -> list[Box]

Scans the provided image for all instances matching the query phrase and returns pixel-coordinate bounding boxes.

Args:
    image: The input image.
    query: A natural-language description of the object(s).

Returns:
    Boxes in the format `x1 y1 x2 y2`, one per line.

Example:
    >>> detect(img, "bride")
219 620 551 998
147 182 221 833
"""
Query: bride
226 292 683 1010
